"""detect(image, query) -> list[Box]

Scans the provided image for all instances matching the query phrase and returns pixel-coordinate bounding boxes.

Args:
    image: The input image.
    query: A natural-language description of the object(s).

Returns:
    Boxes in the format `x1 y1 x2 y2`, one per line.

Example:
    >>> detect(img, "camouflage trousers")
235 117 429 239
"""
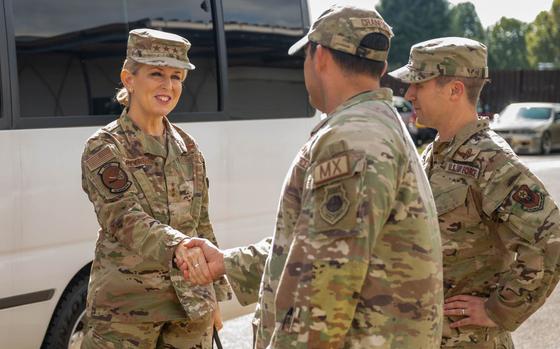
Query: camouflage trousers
441 326 514 349
81 314 213 349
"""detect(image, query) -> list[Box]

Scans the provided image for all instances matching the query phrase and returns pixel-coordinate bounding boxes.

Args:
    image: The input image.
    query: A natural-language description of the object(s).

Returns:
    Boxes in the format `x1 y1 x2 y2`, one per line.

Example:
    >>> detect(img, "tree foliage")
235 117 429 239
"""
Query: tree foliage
525 0 560 68
448 2 485 41
486 17 529 69
375 0 559 70
376 0 451 69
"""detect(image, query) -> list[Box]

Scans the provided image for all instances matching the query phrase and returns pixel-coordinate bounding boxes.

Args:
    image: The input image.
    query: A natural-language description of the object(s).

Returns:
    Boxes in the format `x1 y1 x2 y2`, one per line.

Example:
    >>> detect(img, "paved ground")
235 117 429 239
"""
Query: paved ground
220 153 560 349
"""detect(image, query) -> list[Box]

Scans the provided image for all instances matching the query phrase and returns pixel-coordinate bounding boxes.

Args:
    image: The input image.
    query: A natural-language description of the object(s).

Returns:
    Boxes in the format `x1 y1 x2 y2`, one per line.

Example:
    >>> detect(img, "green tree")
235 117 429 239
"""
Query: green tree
376 0 451 69
486 17 529 69
525 0 560 68
448 2 485 41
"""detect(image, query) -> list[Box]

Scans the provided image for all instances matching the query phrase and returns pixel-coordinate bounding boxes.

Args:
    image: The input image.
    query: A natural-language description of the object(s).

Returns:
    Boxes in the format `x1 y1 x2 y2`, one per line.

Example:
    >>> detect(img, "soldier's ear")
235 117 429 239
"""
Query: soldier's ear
449 80 465 101
380 61 388 77
121 69 135 91
314 44 329 71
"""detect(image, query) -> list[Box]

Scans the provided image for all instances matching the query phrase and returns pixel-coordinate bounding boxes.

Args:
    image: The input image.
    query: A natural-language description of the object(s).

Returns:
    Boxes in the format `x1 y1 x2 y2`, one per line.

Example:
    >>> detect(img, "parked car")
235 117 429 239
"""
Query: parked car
490 102 560 155
393 96 418 141
392 96 437 145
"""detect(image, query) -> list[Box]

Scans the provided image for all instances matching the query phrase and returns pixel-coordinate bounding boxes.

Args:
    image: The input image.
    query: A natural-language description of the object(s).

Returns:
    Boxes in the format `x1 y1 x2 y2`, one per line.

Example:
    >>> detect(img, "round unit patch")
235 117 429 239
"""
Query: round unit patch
98 162 132 193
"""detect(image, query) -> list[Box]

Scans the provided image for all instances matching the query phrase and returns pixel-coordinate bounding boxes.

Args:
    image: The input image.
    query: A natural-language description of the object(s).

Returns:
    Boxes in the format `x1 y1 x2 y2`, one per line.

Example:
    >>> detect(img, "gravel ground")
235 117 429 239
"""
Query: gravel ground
220 313 253 349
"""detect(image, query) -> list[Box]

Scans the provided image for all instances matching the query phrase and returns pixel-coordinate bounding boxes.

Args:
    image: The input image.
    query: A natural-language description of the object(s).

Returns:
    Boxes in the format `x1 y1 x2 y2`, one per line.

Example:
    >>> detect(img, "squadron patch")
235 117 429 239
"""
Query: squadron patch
98 162 132 193
313 155 350 186
512 184 544 212
445 162 480 178
319 183 350 225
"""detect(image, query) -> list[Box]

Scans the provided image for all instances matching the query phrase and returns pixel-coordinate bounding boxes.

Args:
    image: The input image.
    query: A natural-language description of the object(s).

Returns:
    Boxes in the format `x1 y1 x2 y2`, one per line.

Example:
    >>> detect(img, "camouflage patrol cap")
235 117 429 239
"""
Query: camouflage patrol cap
127 28 195 70
288 5 393 61
389 37 488 83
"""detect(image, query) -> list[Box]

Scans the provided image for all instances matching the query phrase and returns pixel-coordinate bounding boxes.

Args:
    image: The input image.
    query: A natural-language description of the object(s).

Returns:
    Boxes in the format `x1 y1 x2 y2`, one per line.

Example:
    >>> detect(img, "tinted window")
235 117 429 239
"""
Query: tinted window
14 0 217 118
513 107 551 120
223 0 310 119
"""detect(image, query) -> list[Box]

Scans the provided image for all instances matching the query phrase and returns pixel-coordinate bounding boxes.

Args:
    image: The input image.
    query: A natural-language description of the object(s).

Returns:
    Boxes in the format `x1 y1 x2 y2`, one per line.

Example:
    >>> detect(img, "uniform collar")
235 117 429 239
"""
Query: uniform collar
119 109 188 160
437 118 489 158
310 88 394 136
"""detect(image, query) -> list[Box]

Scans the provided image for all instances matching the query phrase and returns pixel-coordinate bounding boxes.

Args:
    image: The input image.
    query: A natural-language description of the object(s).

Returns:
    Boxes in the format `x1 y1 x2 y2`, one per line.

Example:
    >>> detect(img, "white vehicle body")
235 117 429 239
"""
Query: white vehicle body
0 0 323 347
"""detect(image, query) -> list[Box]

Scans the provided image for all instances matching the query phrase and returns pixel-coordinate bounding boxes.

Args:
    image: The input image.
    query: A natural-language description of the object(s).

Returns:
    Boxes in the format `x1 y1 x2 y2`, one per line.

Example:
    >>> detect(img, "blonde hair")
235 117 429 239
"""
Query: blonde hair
116 59 142 107
115 59 187 107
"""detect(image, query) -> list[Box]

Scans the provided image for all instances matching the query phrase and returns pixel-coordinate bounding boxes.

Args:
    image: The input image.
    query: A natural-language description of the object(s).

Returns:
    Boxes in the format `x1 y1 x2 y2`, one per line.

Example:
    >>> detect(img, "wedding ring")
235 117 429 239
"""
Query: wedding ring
461 308 465 316
194 263 200 268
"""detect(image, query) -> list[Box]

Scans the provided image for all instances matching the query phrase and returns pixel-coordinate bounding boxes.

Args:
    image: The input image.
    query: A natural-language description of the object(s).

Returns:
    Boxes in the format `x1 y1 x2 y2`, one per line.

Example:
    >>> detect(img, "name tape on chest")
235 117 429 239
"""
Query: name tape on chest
124 157 152 168
313 155 351 186
445 161 480 178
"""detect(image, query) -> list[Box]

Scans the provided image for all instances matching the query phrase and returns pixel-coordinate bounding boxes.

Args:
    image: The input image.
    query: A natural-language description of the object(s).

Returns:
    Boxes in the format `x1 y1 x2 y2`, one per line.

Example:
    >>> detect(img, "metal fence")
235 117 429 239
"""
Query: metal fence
382 69 560 114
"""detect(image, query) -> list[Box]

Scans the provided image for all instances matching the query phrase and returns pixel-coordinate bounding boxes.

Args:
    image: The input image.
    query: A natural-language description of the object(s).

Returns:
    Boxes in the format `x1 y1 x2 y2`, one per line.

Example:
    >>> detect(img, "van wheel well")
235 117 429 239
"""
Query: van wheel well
40 263 91 349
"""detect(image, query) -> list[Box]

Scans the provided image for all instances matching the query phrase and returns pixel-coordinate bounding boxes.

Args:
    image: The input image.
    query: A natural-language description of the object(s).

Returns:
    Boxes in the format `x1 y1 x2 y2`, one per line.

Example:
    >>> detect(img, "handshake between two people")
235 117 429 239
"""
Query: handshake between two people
174 238 226 286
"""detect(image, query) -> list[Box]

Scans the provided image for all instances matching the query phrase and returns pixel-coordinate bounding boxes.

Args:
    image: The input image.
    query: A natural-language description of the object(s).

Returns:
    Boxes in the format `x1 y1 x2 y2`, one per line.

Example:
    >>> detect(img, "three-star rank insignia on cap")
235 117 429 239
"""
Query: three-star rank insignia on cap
320 183 350 225
98 162 132 194
512 184 544 212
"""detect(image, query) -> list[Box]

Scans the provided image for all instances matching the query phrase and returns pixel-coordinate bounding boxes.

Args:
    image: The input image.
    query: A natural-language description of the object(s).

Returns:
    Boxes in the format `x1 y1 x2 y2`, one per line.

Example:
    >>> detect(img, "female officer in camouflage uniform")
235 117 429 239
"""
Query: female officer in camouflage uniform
80 28 231 348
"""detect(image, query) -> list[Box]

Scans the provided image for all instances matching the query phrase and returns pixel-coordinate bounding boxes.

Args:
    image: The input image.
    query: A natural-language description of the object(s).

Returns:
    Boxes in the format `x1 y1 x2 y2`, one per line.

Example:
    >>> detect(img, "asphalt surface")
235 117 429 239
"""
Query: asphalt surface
221 153 560 349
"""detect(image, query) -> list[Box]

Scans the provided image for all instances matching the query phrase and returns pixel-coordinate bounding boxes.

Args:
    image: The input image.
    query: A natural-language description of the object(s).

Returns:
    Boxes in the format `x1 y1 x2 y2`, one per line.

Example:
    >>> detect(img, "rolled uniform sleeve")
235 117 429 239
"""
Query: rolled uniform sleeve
270 149 395 348
81 140 188 267
482 160 560 331
223 237 272 306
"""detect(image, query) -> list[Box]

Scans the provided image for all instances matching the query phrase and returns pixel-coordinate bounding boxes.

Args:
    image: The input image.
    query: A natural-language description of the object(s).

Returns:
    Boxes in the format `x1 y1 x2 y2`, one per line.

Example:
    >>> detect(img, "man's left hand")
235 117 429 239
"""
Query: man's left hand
444 295 498 328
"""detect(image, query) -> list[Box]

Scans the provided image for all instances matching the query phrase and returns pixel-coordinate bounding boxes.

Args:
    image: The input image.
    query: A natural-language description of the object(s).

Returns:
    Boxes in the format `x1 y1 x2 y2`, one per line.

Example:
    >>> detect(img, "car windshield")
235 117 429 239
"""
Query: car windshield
501 105 552 121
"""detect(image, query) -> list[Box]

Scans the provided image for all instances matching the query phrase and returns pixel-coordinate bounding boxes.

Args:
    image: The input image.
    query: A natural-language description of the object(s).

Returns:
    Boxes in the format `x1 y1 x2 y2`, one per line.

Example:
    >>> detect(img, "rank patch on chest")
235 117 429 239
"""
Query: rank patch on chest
98 162 132 193
512 184 544 212
313 155 350 186
319 183 350 225
445 162 480 178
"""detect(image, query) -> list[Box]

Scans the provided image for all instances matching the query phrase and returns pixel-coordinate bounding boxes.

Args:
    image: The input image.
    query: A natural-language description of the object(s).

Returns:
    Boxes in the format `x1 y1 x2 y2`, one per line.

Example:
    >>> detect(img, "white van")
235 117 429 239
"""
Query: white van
0 0 316 347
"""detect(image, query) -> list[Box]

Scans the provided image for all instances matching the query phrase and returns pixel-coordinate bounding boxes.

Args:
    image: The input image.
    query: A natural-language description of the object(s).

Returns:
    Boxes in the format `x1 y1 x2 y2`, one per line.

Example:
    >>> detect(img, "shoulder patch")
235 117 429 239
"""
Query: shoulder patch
85 147 115 171
512 184 544 212
98 162 132 193
313 155 350 185
319 183 350 225
445 161 480 178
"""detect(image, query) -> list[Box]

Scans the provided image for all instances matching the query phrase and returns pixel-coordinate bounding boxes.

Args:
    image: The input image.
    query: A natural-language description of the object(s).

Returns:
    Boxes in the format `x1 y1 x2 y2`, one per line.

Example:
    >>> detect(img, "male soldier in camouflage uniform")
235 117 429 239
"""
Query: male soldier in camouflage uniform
390 37 560 348
80 29 231 348
180 6 443 348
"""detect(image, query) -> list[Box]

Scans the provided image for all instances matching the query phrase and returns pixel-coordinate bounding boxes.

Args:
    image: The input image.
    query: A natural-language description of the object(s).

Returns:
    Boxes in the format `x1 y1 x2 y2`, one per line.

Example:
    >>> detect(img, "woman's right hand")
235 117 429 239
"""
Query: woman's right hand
175 244 214 285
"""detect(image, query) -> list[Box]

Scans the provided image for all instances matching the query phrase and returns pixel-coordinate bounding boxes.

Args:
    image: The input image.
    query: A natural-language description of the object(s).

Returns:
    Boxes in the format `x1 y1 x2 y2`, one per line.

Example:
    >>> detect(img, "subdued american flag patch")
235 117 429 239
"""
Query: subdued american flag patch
86 147 114 171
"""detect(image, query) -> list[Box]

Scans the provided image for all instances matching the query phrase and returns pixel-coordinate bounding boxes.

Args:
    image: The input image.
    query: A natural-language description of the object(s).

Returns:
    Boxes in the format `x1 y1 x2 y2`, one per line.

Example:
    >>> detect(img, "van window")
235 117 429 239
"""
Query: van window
223 0 310 119
14 0 218 118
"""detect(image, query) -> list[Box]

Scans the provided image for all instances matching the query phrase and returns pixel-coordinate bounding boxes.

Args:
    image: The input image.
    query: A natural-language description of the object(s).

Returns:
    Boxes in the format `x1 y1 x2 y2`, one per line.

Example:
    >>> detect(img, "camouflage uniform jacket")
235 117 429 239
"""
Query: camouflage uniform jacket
225 88 444 348
81 110 231 323
422 119 560 348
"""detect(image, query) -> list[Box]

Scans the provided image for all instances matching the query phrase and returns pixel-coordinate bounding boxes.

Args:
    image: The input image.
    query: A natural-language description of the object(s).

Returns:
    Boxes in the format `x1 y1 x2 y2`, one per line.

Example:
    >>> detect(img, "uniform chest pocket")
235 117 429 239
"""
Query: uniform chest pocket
131 169 159 218
435 185 468 216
